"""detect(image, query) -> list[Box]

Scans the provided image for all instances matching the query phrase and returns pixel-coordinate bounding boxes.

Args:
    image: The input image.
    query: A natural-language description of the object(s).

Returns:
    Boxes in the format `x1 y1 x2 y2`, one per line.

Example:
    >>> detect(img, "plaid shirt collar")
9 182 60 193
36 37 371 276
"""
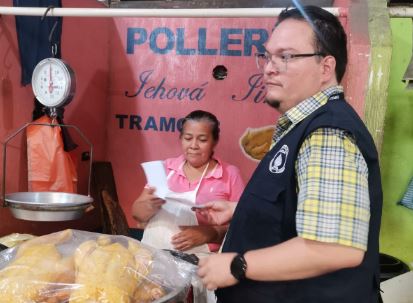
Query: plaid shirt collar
272 85 344 144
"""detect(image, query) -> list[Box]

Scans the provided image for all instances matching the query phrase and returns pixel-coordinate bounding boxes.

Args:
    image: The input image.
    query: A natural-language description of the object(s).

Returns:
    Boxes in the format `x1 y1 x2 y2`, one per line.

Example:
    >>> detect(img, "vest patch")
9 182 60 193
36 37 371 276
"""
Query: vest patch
269 144 289 174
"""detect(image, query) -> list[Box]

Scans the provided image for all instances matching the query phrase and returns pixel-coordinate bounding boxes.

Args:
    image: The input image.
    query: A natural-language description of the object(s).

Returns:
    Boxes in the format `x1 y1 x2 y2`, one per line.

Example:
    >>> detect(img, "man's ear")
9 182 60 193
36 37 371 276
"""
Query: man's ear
321 55 337 83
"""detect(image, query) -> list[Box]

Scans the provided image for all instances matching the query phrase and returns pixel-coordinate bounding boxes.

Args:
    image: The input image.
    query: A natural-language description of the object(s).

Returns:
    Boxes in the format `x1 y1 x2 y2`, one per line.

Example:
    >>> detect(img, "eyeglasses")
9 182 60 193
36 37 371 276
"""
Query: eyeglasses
255 52 325 72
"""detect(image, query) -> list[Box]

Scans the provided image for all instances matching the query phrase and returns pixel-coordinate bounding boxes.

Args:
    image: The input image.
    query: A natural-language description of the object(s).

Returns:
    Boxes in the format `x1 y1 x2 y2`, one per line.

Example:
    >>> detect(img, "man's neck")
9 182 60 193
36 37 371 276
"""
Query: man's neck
320 79 339 92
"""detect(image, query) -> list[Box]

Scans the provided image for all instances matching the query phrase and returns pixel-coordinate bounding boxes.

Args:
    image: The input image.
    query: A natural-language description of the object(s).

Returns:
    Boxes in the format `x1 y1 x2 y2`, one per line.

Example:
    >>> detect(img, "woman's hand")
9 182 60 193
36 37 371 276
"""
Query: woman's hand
171 225 218 251
131 186 165 226
192 201 237 225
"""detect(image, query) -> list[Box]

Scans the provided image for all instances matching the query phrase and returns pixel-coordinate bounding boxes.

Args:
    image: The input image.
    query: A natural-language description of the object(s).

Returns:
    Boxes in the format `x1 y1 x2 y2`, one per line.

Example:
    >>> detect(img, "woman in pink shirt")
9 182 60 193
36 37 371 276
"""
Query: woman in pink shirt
132 110 245 253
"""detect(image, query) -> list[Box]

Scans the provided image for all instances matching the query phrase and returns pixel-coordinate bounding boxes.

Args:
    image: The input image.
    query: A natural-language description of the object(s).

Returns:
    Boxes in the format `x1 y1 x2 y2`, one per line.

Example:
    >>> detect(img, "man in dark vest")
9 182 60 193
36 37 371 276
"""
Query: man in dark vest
197 5 382 303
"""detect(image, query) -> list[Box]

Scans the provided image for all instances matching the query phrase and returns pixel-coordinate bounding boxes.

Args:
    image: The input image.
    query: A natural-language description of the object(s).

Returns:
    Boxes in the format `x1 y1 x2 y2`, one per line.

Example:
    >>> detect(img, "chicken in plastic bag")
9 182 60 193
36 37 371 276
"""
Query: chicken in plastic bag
0 233 36 248
0 229 195 303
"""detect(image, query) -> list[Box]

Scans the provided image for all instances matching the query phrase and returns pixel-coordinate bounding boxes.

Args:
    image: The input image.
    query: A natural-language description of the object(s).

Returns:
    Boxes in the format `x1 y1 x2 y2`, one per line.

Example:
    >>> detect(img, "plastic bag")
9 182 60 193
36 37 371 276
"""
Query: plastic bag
0 233 36 248
398 176 413 210
27 115 77 193
0 229 195 303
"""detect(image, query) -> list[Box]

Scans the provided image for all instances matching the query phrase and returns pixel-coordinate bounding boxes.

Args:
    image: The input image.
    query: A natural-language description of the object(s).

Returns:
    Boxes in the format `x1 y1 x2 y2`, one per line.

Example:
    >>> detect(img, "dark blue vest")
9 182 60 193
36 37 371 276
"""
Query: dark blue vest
218 96 382 303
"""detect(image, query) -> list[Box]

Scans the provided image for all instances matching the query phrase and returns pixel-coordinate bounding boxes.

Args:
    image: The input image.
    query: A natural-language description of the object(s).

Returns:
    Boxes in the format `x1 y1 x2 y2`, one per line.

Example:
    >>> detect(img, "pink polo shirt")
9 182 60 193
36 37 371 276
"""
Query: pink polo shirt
164 155 245 252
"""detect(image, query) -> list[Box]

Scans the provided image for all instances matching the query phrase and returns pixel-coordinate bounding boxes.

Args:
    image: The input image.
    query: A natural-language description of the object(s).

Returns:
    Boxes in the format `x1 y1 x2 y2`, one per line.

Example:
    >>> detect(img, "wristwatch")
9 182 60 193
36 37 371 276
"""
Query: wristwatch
230 254 248 281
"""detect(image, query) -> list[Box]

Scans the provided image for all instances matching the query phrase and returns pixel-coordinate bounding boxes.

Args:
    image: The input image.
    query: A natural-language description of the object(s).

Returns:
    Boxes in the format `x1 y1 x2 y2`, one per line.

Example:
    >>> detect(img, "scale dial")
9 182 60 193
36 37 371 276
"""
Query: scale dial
32 58 76 108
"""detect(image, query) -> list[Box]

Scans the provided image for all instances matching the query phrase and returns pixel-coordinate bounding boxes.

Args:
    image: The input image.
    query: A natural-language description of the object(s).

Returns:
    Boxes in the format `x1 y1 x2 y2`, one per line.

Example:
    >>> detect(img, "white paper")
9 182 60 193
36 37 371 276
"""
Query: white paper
165 192 194 206
141 160 169 199
141 160 196 206
381 271 413 303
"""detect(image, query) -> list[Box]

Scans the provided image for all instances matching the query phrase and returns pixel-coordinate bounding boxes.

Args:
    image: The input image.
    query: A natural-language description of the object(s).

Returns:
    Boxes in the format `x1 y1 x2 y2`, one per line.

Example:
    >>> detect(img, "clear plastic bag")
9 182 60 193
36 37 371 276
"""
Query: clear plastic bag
0 229 195 303
0 233 36 248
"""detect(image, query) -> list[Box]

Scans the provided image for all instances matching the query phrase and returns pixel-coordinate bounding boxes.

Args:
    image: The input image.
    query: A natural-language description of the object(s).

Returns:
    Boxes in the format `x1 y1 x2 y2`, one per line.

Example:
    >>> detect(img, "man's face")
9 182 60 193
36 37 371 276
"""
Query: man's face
263 18 326 114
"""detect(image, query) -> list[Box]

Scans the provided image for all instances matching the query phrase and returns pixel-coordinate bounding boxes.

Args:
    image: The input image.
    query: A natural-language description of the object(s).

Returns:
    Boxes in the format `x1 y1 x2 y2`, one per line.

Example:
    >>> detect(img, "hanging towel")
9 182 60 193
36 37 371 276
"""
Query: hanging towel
13 0 62 85
398 176 413 210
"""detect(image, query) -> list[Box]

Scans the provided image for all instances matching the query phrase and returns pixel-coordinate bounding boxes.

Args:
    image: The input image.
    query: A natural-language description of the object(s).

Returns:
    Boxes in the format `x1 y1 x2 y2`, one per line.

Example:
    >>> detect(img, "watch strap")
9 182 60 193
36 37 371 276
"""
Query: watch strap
230 253 247 281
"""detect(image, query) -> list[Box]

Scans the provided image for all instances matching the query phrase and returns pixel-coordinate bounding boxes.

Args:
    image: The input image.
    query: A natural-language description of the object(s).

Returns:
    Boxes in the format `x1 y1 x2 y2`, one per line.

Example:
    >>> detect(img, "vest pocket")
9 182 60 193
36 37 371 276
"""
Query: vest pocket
238 190 284 248
249 186 283 204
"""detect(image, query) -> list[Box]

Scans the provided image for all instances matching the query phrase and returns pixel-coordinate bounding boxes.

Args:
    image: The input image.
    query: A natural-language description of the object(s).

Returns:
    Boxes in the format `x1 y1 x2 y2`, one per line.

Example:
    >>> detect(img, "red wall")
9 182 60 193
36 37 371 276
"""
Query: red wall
106 17 277 226
105 6 368 227
0 0 370 235
0 0 109 235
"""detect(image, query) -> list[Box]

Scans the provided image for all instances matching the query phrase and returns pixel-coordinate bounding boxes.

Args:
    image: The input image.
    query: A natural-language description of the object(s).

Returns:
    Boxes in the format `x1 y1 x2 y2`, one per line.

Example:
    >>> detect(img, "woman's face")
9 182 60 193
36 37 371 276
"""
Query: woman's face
181 119 217 168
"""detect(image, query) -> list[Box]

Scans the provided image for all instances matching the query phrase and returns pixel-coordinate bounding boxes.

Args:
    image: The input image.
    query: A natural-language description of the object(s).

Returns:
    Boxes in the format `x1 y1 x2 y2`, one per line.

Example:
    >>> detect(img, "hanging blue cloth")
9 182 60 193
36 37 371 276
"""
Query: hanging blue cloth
13 0 62 85
14 1 76 151
399 176 413 210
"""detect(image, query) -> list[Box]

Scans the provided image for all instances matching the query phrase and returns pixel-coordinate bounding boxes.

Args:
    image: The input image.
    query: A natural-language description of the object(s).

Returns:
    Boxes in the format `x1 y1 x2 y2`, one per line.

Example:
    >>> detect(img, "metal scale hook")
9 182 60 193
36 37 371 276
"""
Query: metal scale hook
41 5 60 58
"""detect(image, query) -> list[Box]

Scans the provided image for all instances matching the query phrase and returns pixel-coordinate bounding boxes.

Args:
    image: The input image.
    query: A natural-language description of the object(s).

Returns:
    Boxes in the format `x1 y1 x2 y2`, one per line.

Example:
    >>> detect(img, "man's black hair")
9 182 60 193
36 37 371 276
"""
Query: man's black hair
276 5 348 82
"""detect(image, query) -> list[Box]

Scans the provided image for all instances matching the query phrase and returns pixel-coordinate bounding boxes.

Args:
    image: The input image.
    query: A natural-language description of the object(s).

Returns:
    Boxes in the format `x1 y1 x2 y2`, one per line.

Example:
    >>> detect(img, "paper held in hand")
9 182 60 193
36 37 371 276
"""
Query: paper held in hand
140 160 193 206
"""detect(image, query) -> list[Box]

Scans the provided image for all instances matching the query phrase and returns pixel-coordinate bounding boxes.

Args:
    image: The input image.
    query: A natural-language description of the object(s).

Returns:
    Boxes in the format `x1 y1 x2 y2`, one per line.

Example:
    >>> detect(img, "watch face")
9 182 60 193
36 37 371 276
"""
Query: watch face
32 58 75 108
230 254 247 281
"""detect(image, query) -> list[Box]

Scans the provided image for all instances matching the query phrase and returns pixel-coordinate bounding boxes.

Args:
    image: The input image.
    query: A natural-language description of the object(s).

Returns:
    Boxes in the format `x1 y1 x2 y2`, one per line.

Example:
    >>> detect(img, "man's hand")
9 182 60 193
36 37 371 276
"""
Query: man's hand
197 253 239 290
171 225 216 251
192 201 236 225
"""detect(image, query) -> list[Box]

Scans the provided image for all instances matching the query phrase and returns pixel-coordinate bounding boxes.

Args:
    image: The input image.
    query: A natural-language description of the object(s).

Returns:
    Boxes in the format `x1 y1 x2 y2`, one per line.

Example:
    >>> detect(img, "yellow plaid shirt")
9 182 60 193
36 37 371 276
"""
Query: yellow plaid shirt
272 86 370 250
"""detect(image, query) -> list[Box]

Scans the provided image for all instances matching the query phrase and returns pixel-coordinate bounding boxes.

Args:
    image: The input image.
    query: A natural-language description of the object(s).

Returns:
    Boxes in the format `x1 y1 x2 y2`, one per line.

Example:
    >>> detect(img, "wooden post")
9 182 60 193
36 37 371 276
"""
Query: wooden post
364 0 392 156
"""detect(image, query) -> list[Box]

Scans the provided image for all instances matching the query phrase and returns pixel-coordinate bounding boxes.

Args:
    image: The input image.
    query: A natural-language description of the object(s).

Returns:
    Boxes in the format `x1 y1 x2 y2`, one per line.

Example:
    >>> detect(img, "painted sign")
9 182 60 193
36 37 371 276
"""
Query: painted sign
105 17 351 225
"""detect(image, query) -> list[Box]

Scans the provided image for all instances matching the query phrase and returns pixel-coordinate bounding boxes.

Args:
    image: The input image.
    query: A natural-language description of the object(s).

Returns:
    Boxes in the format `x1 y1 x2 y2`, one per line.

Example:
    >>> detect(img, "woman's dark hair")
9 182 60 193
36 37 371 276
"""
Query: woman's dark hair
180 110 220 141
276 5 348 83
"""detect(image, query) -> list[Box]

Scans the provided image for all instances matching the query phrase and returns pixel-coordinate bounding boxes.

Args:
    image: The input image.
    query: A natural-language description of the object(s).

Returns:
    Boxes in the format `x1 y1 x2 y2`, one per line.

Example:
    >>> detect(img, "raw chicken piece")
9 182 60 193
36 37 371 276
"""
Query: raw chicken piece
0 230 74 303
128 240 165 302
69 236 164 303
0 230 167 303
